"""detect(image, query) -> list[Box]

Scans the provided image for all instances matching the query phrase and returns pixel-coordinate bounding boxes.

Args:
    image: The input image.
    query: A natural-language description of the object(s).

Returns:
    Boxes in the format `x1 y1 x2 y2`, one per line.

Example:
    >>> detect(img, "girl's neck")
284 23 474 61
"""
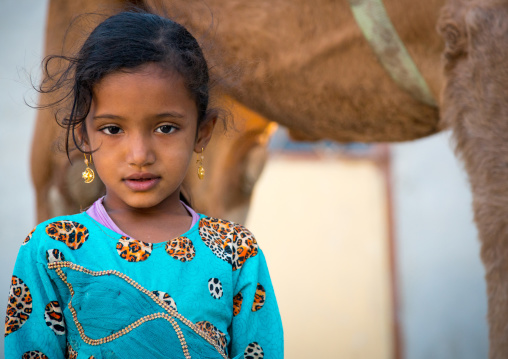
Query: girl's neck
102 193 192 243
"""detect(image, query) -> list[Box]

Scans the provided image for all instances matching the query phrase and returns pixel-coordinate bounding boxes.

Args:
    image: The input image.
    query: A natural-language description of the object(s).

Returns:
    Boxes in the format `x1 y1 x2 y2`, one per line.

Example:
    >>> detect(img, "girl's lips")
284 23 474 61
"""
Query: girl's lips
125 172 158 180
123 177 161 191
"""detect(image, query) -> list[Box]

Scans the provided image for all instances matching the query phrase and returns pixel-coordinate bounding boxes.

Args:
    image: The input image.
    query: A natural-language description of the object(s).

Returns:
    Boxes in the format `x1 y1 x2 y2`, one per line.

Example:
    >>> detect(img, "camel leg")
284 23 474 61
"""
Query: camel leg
31 107 58 223
439 1 508 357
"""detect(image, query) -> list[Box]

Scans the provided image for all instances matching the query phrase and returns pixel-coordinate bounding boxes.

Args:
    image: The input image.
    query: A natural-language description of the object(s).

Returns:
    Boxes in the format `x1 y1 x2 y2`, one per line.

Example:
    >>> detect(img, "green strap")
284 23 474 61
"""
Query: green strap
348 0 437 107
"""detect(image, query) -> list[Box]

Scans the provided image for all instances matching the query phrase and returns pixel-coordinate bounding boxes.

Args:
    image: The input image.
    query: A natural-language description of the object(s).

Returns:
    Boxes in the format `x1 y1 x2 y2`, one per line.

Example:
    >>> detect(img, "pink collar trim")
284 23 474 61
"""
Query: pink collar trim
85 196 199 237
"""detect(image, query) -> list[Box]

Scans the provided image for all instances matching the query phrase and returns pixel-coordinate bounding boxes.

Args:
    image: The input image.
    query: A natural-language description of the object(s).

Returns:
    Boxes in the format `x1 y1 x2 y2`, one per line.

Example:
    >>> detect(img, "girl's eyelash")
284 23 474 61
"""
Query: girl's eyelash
98 124 178 134
155 124 179 134
99 125 123 135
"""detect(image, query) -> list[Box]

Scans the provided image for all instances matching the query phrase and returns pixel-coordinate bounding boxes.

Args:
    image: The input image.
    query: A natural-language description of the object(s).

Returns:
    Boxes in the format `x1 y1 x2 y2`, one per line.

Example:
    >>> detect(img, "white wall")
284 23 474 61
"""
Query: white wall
247 156 394 358
0 0 48 355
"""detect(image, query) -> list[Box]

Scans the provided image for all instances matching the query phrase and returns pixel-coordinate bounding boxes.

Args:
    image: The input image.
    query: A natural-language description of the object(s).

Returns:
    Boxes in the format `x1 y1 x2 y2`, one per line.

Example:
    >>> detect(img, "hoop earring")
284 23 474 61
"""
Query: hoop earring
82 153 95 184
197 148 205 180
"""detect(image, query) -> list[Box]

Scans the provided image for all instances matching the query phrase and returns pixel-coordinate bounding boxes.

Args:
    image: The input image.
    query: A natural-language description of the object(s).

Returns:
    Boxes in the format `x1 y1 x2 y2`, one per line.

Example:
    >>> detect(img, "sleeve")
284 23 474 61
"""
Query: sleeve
228 225 284 359
4 226 67 359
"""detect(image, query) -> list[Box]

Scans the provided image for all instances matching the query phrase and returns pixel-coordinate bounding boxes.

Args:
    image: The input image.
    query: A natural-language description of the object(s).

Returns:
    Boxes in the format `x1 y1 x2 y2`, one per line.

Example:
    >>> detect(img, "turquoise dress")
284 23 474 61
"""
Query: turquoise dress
4 213 283 359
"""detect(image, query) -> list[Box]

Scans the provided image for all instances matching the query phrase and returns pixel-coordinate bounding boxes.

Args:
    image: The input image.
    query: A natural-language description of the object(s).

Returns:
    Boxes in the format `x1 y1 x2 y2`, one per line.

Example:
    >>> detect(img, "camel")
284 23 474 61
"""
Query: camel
32 0 508 357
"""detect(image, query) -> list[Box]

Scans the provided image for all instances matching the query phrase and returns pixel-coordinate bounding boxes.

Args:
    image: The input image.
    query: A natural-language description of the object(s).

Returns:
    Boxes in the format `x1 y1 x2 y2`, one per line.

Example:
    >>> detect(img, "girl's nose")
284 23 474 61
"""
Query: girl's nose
126 133 155 168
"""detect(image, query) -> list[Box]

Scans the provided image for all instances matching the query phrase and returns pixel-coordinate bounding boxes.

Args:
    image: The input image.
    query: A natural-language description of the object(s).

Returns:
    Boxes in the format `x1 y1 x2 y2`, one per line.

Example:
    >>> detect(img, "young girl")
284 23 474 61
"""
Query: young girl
5 11 283 359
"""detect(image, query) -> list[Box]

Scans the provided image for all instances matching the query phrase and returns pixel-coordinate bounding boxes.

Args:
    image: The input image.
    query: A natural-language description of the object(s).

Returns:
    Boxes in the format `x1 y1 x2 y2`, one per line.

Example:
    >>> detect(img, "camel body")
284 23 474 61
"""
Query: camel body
32 0 508 357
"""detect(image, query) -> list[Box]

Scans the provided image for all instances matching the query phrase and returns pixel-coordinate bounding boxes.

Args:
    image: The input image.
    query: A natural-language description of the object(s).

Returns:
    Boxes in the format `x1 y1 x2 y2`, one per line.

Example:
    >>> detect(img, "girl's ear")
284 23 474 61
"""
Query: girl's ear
194 111 217 152
77 123 91 152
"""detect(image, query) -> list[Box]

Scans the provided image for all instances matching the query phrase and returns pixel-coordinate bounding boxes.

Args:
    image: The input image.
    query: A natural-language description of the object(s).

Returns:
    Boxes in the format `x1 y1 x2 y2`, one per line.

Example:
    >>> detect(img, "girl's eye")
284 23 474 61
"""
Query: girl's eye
156 125 177 134
100 126 123 135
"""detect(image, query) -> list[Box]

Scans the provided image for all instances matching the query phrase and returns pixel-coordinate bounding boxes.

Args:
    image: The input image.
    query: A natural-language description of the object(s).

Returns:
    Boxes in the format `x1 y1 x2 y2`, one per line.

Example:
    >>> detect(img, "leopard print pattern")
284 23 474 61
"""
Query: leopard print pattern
199 218 259 271
152 290 177 311
22 227 36 246
231 225 258 271
199 217 234 264
252 283 266 312
165 236 196 262
45 221 89 250
44 301 65 335
46 249 65 264
244 342 264 359
22 351 49 359
208 278 223 299
233 292 243 317
116 236 153 262
5 276 32 336
67 343 77 359
196 320 227 354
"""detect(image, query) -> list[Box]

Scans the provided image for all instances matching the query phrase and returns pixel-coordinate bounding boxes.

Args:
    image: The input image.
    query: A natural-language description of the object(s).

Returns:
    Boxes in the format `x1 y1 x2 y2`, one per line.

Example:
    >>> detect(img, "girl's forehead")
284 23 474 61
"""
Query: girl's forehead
95 63 183 89
92 64 194 105
90 63 198 120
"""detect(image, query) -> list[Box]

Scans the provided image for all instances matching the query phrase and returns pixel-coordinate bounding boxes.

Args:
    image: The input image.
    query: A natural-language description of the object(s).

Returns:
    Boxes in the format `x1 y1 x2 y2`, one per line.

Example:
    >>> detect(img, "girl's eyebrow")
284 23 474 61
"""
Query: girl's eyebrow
155 112 185 119
92 114 123 120
93 112 185 120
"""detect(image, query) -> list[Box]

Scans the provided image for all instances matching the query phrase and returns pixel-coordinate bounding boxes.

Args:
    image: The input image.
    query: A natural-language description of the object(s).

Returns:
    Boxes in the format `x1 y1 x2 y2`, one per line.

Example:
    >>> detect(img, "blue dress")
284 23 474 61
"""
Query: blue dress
4 213 283 359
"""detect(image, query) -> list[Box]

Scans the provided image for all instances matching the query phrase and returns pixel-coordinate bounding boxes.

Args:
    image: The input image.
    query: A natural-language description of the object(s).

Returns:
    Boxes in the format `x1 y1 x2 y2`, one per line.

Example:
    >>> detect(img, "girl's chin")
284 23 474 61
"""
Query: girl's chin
104 187 182 212
110 195 178 212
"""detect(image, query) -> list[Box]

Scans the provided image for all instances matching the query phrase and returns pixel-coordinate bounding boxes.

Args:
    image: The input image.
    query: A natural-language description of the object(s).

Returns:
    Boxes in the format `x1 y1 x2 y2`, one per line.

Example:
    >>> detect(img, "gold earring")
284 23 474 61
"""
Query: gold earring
82 153 95 184
197 148 205 180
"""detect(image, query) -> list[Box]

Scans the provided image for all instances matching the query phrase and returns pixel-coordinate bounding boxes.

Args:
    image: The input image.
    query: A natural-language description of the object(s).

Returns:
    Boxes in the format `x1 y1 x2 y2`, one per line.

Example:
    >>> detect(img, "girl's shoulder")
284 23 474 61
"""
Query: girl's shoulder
22 212 91 249
196 214 255 236
196 214 258 247
196 214 260 271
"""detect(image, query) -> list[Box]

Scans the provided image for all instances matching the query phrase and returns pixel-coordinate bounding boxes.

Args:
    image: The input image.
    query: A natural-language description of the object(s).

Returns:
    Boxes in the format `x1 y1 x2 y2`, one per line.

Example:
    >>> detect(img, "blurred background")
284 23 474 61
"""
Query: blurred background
0 0 488 358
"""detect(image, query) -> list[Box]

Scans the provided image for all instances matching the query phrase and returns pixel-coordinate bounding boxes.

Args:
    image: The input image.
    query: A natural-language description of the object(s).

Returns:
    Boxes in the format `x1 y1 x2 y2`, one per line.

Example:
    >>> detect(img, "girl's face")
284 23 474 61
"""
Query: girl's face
84 63 214 213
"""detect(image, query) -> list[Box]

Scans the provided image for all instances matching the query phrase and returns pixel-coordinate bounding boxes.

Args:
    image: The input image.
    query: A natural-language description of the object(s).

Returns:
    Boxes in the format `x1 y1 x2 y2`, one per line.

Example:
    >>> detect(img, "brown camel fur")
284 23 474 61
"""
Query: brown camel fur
151 0 444 142
32 0 508 357
438 1 508 357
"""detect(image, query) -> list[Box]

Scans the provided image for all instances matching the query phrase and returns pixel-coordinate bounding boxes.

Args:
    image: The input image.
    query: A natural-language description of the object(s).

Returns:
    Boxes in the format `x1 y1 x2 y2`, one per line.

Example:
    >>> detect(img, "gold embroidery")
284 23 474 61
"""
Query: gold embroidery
49 261 227 359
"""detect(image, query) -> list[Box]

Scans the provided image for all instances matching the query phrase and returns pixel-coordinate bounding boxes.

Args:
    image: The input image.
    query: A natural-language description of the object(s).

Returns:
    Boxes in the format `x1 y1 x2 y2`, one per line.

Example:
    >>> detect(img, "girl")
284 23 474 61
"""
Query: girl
5 10 283 359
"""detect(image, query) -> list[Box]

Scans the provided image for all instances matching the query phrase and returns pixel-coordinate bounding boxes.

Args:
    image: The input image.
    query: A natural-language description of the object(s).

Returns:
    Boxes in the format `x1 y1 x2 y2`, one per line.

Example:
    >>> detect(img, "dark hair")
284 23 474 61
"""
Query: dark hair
40 10 212 157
